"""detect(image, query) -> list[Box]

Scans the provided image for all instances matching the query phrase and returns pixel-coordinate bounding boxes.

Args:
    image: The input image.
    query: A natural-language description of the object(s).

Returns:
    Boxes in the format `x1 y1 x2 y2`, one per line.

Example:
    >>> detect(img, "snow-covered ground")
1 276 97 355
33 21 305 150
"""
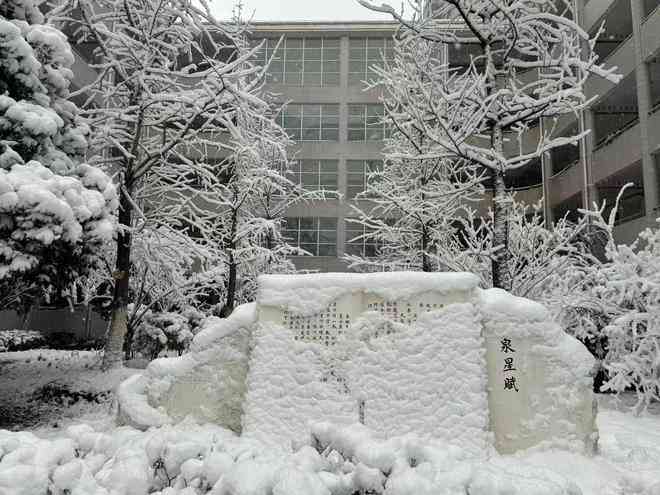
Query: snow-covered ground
0 350 134 431
2 350 660 495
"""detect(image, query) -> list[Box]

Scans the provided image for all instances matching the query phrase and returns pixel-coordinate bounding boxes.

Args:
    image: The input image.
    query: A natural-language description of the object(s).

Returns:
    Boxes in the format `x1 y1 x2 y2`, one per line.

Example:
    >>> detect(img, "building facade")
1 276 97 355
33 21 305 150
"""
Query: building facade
60 2 659 274
249 1 660 272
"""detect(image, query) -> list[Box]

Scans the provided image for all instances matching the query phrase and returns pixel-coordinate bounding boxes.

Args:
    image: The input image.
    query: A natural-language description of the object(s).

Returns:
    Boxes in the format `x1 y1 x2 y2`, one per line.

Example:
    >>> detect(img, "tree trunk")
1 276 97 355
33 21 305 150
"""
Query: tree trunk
102 184 132 369
421 226 432 272
221 205 239 318
222 257 237 318
490 160 511 290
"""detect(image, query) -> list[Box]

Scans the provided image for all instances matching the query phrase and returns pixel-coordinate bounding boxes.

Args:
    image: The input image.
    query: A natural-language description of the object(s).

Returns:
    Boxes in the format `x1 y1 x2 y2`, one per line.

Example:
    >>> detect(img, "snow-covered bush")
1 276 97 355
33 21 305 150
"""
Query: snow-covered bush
131 308 207 360
0 0 116 311
0 161 117 310
0 329 45 352
591 221 660 412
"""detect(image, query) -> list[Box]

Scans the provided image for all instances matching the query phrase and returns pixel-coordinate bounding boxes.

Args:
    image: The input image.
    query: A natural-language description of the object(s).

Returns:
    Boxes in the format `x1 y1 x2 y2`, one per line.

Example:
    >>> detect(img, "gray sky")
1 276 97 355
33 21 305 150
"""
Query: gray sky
209 0 398 22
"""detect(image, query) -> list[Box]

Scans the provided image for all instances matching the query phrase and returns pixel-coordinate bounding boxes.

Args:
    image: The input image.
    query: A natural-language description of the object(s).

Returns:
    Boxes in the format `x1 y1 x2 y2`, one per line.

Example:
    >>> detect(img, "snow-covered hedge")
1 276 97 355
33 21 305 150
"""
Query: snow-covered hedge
0 420 593 495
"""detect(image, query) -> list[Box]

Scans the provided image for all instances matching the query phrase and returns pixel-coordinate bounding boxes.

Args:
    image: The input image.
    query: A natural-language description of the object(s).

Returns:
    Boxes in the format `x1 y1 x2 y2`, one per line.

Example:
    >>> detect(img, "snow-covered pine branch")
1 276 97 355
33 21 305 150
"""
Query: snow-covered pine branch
0 0 117 313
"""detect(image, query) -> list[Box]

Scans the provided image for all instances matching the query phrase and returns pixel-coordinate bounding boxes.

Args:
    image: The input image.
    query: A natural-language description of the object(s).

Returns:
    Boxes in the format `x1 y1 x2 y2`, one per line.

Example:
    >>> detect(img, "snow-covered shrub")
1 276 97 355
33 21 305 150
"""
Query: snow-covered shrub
131 308 207 360
592 221 660 412
0 0 117 311
0 329 45 352
0 161 117 309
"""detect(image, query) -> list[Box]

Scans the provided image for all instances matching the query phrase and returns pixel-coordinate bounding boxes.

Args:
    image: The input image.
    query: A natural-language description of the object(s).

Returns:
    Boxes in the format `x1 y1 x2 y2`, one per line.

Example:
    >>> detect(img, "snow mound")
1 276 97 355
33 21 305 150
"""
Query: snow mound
5 413 657 495
118 304 256 431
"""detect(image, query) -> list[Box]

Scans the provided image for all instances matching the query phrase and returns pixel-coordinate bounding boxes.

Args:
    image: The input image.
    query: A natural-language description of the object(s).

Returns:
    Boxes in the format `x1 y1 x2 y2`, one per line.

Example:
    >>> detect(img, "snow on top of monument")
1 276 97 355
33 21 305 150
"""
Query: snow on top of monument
478 288 549 322
190 302 256 352
258 272 480 315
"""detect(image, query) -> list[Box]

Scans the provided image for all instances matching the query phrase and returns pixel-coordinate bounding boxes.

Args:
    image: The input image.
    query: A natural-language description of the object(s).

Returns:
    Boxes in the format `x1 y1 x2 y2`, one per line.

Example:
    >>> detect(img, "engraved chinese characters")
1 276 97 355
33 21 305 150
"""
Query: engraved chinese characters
500 337 519 392
283 301 350 346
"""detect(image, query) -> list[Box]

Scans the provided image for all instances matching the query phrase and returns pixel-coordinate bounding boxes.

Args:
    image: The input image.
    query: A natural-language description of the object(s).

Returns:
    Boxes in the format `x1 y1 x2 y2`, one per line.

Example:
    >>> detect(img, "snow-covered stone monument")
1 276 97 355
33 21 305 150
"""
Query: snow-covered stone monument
118 272 597 455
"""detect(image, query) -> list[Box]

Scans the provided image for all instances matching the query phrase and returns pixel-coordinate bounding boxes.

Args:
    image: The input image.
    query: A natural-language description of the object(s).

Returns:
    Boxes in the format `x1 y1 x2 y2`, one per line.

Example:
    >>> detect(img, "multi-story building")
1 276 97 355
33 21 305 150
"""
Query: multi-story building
250 0 659 272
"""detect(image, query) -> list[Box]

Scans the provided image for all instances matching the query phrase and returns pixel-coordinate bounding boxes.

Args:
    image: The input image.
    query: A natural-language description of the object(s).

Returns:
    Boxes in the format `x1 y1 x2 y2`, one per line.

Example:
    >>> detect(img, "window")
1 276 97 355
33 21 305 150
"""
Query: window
447 42 485 71
550 122 581 175
290 159 338 192
252 37 340 86
348 37 394 85
505 158 542 189
348 104 388 141
597 162 646 224
590 0 633 61
280 104 339 141
644 0 660 18
593 73 639 148
284 217 337 256
346 159 383 198
552 194 582 224
345 221 382 257
650 55 660 112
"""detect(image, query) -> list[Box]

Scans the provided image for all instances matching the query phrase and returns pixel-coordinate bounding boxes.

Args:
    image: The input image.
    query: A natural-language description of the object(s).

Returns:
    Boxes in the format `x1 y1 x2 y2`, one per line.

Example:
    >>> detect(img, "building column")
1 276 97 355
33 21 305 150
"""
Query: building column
575 0 599 211
336 35 350 257
631 0 660 217
579 108 599 210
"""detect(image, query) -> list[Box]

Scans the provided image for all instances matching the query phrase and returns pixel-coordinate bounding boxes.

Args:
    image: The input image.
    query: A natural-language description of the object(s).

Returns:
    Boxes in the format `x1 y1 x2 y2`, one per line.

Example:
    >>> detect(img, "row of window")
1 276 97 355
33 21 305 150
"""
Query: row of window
287 159 382 197
283 217 381 257
252 37 394 87
278 104 389 142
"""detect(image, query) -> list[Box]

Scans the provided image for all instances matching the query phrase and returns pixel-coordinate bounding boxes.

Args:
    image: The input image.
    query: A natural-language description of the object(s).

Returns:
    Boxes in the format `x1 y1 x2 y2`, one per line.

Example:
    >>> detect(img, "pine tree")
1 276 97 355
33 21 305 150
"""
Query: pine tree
0 0 117 311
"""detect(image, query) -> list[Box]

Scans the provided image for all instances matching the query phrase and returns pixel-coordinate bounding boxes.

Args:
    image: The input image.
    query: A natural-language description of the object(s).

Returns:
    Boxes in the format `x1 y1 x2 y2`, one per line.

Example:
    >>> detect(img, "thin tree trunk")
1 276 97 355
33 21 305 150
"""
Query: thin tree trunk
490 152 511 290
421 226 432 272
223 257 237 318
483 43 511 290
221 205 239 318
102 183 133 369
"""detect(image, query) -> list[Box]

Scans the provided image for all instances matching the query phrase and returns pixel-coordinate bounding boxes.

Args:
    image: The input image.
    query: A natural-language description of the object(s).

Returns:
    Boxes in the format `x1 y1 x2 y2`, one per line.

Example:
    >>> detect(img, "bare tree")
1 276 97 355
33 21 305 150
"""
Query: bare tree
53 0 294 368
358 0 620 289
345 31 483 272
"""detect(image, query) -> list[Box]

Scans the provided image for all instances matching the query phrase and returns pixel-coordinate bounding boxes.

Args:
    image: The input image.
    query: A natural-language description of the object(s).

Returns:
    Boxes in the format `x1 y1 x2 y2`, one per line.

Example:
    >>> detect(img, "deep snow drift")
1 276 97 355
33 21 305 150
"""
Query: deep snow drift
1 405 660 495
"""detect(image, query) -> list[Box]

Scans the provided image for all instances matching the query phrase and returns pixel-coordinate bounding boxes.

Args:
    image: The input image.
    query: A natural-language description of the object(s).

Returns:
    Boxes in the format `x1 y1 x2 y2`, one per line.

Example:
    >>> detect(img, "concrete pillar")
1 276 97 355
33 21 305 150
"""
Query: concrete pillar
336 35 350 257
579 108 599 210
631 0 660 217
575 0 599 211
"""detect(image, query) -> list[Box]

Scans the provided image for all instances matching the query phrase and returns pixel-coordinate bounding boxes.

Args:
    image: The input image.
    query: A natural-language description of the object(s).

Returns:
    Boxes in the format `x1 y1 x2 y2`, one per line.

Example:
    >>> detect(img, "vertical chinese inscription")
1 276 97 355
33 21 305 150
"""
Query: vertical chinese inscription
500 337 519 392
283 301 349 346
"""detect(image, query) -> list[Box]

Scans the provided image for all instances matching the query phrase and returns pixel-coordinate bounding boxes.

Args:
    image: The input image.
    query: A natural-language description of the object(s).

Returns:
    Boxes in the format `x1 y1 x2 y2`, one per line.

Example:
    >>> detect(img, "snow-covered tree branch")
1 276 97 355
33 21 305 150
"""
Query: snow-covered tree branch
359 0 620 289
50 0 299 367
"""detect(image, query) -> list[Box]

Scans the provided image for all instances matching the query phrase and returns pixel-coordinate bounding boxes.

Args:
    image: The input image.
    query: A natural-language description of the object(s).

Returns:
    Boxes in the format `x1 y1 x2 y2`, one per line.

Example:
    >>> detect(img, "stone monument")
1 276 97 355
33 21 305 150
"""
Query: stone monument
118 272 597 456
